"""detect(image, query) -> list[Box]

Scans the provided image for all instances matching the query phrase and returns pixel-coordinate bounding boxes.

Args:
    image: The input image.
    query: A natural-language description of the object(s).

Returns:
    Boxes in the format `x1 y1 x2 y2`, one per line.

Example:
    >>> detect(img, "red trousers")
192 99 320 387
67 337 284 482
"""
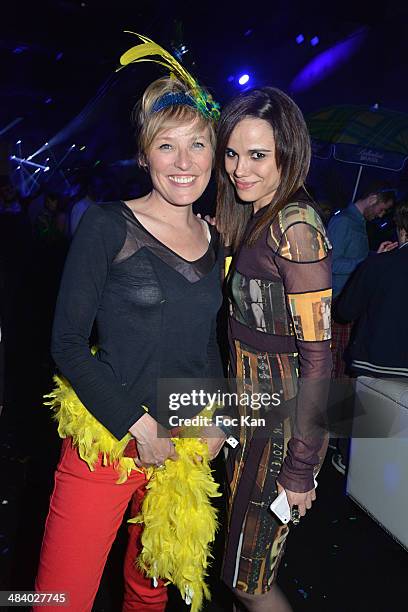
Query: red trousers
34 438 167 612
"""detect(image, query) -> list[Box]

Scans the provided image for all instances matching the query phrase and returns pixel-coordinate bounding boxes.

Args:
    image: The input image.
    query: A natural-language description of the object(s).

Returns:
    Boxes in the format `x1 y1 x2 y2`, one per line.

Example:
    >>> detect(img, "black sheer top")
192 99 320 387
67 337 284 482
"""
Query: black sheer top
51 201 223 440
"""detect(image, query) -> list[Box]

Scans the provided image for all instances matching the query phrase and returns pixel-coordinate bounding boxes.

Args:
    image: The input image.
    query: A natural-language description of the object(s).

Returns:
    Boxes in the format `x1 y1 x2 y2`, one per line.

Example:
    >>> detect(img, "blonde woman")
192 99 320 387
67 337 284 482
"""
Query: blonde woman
35 70 225 612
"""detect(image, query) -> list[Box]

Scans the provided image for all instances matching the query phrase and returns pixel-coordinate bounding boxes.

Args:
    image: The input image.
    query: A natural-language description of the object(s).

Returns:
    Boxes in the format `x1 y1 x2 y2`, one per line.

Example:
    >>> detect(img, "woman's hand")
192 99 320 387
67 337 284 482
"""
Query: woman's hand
196 213 217 227
276 481 316 518
129 413 178 468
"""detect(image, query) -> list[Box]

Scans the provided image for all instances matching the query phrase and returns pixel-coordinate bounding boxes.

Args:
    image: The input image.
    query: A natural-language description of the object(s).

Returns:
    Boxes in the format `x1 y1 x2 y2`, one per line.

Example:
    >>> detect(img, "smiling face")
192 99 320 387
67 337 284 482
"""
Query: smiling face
225 117 281 212
146 118 213 207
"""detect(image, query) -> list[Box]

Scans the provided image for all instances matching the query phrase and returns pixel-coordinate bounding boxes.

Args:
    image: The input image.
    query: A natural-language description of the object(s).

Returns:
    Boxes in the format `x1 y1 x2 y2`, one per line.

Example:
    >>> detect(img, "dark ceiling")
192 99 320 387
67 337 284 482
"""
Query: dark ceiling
1 0 407 172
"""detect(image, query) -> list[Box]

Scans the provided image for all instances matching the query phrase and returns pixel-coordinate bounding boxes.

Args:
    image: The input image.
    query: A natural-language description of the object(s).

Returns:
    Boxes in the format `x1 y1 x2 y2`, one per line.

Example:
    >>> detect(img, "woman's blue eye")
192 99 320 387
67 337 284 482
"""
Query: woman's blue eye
159 143 172 150
193 142 205 148
226 149 236 158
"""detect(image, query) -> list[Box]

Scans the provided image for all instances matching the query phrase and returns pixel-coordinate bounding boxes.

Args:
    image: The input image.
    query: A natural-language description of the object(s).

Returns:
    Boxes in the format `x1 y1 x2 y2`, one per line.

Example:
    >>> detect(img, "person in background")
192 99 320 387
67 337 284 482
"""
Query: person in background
34 192 68 245
69 174 97 236
336 200 408 379
0 177 33 402
327 184 396 473
328 184 396 312
0 176 21 214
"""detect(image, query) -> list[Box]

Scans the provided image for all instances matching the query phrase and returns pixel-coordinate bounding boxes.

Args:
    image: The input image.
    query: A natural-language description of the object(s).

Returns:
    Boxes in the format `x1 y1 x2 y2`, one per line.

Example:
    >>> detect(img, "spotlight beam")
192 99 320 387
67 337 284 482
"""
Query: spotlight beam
0 117 24 137
10 156 49 170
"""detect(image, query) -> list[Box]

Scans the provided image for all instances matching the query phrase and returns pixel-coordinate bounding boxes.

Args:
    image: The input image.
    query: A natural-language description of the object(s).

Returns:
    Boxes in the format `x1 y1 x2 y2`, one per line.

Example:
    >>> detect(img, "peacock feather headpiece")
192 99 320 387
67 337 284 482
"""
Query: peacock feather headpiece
118 32 220 120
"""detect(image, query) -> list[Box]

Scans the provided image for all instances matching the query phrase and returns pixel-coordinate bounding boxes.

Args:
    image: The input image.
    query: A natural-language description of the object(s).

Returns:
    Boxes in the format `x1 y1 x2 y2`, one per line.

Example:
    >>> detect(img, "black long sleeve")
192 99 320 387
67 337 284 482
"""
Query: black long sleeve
51 202 223 440
51 205 147 438
336 256 375 322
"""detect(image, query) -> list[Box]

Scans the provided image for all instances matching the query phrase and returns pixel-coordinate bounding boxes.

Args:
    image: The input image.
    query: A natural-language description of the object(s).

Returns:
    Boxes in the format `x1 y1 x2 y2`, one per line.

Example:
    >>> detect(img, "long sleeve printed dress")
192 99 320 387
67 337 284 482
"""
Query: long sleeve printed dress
222 199 332 594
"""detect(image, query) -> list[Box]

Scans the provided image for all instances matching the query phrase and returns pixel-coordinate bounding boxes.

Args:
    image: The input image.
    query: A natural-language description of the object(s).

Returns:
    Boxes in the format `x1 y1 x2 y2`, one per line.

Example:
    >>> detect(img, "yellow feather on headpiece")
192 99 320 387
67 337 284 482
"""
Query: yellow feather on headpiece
118 32 220 120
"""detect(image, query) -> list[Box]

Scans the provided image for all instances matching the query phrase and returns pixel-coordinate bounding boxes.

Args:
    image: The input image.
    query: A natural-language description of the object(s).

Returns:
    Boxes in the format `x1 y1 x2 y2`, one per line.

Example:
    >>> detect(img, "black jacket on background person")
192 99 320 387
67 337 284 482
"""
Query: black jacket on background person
337 243 408 378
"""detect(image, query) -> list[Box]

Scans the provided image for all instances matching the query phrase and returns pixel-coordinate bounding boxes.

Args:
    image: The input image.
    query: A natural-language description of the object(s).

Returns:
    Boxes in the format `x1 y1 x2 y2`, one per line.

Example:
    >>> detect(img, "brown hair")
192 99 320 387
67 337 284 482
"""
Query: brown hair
359 181 396 205
394 199 408 234
215 87 311 251
132 77 217 166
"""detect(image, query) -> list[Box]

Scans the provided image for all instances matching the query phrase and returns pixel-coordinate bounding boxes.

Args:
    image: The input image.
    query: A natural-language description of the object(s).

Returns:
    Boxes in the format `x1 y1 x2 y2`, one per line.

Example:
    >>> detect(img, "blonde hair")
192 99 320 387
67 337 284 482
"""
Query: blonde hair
133 77 217 166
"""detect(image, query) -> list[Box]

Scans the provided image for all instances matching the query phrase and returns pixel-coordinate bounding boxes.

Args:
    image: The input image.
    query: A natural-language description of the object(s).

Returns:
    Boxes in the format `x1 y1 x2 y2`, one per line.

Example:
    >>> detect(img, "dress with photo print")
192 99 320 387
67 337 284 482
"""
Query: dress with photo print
222 198 332 594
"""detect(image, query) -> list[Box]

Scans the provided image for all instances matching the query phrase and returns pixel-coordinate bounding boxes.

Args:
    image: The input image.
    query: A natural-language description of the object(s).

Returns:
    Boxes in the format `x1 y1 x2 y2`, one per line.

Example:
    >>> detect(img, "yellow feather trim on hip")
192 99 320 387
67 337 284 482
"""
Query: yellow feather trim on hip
129 437 221 612
44 375 137 483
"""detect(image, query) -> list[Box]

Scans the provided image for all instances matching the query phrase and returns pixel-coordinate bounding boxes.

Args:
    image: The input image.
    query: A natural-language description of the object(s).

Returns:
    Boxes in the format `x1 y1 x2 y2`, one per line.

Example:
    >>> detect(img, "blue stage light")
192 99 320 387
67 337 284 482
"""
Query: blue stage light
16 140 21 145
238 74 250 85
291 27 368 93
334 210 341 215
311 36 320 47
56 52 64 61
174 44 188 59
296 34 304 44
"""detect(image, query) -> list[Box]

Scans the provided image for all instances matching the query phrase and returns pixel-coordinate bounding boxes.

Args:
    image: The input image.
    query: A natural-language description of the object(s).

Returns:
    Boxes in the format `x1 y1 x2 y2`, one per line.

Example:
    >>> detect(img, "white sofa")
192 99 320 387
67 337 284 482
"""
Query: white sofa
346 376 408 550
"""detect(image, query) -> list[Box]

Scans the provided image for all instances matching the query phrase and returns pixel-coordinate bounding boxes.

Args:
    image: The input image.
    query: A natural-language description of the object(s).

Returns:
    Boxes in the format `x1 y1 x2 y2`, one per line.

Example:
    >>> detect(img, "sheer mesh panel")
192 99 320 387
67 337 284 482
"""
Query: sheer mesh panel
268 221 331 264
113 203 216 283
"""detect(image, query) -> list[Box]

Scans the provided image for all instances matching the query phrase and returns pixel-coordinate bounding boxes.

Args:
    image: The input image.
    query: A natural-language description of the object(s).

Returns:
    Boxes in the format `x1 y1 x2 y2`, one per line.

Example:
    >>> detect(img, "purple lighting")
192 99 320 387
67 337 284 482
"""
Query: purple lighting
296 34 304 44
291 27 368 92
13 46 28 54
238 74 250 85
310 36 320 46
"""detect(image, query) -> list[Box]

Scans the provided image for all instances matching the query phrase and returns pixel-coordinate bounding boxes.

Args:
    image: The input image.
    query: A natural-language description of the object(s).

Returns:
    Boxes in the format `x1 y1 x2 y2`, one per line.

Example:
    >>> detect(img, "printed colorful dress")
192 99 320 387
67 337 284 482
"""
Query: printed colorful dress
222 199 332 594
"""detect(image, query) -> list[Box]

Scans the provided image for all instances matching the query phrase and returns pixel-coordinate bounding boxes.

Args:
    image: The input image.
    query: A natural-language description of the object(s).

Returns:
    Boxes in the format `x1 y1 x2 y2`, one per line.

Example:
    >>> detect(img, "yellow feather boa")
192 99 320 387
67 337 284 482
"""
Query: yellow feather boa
44 374 136 482
130 437 221 611
44 376 221 610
